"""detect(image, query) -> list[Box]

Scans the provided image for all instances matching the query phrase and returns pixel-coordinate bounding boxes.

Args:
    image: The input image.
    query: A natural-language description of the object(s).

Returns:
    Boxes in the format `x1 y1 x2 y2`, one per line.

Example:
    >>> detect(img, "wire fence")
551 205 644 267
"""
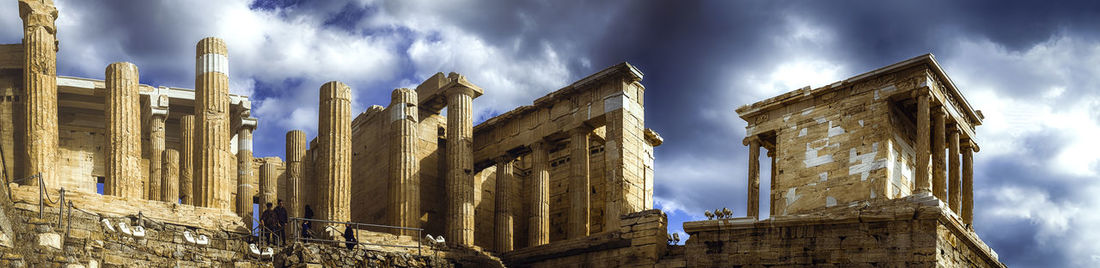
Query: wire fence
288 217 424 256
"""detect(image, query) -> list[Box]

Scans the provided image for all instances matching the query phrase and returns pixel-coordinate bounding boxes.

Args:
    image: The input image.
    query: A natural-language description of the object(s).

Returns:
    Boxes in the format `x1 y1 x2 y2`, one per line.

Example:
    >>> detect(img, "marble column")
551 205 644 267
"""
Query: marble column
962 142 975 227
494 156 514 252
148 107 167 201
390 88 419 235
162 149 179 202
180 115 195 205
260 160 278 209
319 81 352 228
286 130 306 218
914 94 932 194
569 127 591 238
236 119 257 222
17 0 59 187
529 141 550 246
194 37 231 209
104 62 141 198
948 127 961 212
932 109 947 201
746 138 760 219
445 86 476 246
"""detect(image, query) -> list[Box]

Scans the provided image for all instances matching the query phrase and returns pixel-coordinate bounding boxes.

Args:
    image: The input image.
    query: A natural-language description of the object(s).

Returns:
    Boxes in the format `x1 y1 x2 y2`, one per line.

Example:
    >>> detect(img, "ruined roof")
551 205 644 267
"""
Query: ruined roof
735 54 983 127
473 62 643 133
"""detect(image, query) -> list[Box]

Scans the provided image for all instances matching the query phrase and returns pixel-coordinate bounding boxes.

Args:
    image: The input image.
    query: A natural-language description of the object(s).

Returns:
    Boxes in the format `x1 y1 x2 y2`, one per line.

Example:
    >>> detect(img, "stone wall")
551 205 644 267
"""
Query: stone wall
275 242 453 268
681 195 1003 267
1 196 262 267
502 209 673 267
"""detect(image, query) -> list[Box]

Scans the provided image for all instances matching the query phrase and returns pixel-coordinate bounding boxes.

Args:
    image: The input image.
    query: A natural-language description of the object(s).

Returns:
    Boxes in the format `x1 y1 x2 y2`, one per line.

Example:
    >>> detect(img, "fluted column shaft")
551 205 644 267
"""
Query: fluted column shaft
148 113 166 201
104 62 140 198
260 161 278 208
195 37 231 209
962 144 975 227
445 87 475 246
569 127 591 238
914 94 931 194
18 0 59 188
747 138 760 219
932 110 947 201
494 157 514 252
286 130 307 218
390 88 420 236
319 81 352 229
948 128 961 212
180 115 195 205
237 124 255 221
162 149 179 202
529 141 550 246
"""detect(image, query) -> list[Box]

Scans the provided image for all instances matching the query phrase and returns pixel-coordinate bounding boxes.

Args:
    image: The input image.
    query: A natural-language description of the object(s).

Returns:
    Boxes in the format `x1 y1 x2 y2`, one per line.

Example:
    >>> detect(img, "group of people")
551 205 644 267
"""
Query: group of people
259 200 288 245
257 202 358 249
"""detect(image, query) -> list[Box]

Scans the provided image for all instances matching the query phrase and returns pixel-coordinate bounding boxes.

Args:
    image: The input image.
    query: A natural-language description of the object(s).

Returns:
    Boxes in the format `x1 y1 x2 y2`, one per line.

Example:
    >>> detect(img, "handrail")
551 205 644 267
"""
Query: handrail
288 217 423 256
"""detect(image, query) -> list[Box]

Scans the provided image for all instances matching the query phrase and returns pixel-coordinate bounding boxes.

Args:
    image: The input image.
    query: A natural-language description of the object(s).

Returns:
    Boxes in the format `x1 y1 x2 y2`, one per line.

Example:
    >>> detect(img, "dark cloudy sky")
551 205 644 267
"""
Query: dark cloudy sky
3 1 1098 266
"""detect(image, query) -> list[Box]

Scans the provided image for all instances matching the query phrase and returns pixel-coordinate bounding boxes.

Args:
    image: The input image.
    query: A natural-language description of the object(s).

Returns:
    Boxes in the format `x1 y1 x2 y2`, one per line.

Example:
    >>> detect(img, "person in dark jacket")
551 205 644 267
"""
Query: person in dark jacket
343 225 357 250
273 199 288 245
259 203 277 244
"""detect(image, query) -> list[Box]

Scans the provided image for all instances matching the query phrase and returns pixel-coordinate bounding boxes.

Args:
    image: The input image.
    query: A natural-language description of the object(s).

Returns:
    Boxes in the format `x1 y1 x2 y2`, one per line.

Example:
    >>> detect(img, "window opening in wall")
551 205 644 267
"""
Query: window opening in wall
96 176 105 195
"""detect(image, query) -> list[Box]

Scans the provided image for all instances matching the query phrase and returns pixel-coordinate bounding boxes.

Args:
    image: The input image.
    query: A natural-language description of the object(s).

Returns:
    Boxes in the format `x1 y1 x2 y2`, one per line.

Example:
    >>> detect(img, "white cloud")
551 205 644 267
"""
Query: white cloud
942 35 1100 267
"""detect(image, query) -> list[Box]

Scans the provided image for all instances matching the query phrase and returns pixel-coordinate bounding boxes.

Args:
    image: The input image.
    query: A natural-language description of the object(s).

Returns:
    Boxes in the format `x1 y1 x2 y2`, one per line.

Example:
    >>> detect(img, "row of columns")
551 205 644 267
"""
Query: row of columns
491 125 594 252
99 37 257 213
913 93 977 226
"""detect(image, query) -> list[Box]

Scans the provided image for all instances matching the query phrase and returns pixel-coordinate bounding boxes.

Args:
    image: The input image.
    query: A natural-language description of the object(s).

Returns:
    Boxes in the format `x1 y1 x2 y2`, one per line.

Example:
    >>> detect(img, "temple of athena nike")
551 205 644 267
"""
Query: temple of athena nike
0 0 1003 267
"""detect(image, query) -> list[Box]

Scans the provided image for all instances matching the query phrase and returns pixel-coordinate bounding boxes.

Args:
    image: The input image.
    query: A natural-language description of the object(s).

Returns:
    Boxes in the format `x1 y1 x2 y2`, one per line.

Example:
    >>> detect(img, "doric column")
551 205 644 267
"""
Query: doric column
948 127 961 212
914 94 932 194
932 109 947 201
180 115 196 205
17 0 59 188
746 137 760 219
236 118 257 221
194 37 231 209
260 160 278 208
162 149 179 202
445 85 476 246
494 156 514 252
104 62 141 198
529 141 550 246
318 81 352 229
962 142 975 227
569 127 591 238
286 130 307 218
148 104 168 201
390 88 419 235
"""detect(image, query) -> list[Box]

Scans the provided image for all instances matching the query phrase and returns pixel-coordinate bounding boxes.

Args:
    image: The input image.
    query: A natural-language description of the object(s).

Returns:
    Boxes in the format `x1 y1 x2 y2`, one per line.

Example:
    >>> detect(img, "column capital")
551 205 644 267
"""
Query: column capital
443 72 483 99
742 135 762 146
494 155 515 164
18 0 57 32
571 124 594 134
239 117 258 131
961 139 980 152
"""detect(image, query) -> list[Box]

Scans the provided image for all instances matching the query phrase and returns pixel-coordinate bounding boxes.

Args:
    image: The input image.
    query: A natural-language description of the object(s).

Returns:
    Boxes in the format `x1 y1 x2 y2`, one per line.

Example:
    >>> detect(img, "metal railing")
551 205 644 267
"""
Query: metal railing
288 217 423 256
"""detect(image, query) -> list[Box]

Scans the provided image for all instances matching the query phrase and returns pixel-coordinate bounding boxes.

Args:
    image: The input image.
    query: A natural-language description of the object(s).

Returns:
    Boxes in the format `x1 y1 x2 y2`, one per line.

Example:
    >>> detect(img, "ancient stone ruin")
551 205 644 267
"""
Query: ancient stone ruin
0 0 1002 267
